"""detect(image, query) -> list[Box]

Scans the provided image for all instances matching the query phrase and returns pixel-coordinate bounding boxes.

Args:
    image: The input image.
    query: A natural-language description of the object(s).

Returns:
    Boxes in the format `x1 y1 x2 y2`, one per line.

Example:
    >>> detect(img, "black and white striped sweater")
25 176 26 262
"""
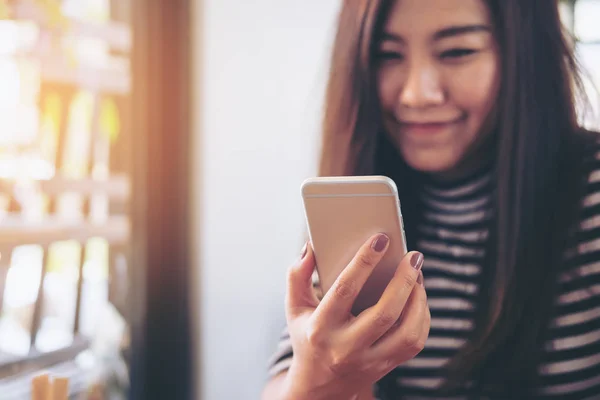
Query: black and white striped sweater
268 143 600 399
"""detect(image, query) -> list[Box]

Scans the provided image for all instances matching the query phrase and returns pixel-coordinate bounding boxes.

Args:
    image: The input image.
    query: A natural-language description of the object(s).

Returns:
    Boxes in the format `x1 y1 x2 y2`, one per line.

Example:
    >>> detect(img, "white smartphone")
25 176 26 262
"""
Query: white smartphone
301 175 408 316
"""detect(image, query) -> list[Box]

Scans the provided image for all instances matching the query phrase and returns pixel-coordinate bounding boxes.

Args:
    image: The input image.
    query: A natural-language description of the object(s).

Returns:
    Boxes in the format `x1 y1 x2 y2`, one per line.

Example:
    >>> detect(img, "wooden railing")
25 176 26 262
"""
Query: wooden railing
0 0 133 397
0 174 131 397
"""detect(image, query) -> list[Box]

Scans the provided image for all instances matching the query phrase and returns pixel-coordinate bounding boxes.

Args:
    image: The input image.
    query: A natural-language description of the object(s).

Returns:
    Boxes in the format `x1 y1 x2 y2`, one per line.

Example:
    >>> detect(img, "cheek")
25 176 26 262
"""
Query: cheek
446 57 500 123
377 67 403 111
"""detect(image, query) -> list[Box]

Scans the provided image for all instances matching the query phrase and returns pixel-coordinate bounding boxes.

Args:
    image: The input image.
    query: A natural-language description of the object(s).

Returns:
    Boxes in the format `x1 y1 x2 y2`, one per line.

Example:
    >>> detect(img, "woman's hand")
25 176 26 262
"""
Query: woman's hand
282 233 430 400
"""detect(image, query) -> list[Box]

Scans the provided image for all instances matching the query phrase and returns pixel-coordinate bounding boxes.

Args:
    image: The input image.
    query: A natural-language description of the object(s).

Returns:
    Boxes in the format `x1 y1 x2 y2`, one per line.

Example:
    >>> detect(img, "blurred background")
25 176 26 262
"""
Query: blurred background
0 0 598 399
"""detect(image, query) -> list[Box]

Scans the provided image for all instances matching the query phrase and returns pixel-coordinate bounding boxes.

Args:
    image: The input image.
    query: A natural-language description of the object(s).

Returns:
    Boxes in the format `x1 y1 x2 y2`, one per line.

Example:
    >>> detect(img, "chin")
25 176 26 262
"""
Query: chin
400 148 463 175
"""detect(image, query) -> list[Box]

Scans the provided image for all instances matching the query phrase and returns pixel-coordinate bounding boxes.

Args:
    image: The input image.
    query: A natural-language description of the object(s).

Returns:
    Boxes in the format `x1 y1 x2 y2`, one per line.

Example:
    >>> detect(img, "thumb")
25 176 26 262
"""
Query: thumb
285 242 318 317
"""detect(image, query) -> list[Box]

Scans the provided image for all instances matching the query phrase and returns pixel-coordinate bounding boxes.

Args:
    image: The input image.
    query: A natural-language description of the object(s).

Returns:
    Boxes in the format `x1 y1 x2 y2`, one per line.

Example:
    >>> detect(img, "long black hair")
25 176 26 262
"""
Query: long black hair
318 0 597 396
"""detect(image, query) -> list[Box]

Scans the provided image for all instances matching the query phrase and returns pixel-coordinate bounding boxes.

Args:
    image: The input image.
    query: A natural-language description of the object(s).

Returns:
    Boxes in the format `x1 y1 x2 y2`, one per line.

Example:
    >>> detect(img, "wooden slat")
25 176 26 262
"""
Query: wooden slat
0 216 130 247
36 55 130 95
0 176 131 200
30 245 49 349
12 0 132 52
12 54 129 94
73 245 86 335
51 377 69 400
39 175 130 200
31 373 50 400
0 360 88 399
108 245 129 321
0 247 12 314
0 336 89 380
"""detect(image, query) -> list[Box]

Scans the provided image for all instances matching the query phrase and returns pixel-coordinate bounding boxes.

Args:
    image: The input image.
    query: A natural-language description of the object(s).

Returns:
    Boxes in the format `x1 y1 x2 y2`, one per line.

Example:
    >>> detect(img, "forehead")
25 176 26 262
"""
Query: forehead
384 0 492 35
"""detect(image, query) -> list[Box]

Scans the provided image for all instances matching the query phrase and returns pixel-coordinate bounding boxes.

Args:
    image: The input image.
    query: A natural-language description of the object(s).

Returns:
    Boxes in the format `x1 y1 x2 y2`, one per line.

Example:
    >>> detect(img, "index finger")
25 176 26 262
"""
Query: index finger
347 251 424 347
312 233 390 325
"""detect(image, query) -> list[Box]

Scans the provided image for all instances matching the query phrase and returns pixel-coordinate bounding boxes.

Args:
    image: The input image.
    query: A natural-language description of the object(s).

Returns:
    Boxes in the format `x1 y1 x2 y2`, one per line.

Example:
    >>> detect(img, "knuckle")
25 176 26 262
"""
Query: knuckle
334 278 357 300
305 323 327 348
373 309 396 328
401 330 425 353
401 273 417 290
328 351 353 374
382 357 402 375
355 251 377 268
414 339 427 354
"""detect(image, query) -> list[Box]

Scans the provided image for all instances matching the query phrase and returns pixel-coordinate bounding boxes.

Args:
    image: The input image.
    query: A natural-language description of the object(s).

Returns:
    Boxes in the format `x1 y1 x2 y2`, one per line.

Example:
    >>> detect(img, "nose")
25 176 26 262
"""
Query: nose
399 61 445 108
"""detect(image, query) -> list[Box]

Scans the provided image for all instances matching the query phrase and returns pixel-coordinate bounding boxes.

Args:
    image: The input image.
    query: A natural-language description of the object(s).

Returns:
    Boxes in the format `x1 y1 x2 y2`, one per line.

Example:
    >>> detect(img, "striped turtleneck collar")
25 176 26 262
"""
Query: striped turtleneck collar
419 162 495 201
417 163 494 235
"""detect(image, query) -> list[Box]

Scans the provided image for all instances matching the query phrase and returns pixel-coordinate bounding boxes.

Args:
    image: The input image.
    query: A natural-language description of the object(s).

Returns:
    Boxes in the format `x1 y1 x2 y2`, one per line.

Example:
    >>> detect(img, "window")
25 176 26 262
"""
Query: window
0 0 132 398
562 0 600 130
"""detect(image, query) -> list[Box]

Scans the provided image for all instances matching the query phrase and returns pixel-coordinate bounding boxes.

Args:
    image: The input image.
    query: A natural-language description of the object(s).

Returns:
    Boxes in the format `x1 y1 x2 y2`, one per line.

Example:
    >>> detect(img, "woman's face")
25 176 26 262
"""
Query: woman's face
376 0 500 178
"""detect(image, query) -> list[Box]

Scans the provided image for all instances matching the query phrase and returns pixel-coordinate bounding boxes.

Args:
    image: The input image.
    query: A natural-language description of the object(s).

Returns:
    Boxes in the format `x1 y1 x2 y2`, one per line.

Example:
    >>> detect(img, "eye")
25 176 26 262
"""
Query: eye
440 48 478 60
375 50 404 62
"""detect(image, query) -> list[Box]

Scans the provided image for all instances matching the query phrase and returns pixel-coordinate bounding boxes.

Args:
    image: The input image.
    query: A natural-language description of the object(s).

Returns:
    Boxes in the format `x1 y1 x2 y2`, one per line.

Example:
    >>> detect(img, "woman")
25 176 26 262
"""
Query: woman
263 0 600 398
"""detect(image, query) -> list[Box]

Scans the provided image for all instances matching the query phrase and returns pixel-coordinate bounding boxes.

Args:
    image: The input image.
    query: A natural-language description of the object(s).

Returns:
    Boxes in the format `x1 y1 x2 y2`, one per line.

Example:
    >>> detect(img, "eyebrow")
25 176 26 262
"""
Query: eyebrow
380 24 492 43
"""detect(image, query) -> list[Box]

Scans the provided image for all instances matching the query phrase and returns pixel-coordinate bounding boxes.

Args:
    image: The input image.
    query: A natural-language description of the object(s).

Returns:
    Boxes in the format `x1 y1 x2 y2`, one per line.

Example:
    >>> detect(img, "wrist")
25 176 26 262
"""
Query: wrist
280 369 314 400
280 365 361 400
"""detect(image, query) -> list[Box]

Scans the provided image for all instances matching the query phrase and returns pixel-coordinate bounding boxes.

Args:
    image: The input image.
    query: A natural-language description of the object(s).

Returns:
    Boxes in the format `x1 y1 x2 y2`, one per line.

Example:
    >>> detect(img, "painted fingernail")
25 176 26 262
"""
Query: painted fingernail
417 271 424 286
300 242 308 259
372 234 389 252
411 252 424 271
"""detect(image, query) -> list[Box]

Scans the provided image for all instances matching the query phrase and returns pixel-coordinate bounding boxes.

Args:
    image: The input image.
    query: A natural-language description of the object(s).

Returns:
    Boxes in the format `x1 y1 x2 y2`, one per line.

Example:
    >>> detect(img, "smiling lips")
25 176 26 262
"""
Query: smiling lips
399 117 464 135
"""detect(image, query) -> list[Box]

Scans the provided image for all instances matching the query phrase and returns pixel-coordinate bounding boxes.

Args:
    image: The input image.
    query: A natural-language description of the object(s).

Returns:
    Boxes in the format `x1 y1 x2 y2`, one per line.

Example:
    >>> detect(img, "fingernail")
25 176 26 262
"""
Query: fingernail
372 234 389 252
411 252 424 271
417 271 424 286
300 242 308 259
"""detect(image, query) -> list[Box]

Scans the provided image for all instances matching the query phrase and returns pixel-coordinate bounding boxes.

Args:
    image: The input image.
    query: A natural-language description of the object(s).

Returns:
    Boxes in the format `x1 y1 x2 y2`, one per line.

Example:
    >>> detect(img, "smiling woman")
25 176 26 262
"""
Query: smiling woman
262 1 600 399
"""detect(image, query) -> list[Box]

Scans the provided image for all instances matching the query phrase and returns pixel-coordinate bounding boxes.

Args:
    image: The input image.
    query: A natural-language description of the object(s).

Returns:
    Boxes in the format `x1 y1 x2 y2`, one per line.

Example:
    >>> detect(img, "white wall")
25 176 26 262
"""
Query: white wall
191 1 341 399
